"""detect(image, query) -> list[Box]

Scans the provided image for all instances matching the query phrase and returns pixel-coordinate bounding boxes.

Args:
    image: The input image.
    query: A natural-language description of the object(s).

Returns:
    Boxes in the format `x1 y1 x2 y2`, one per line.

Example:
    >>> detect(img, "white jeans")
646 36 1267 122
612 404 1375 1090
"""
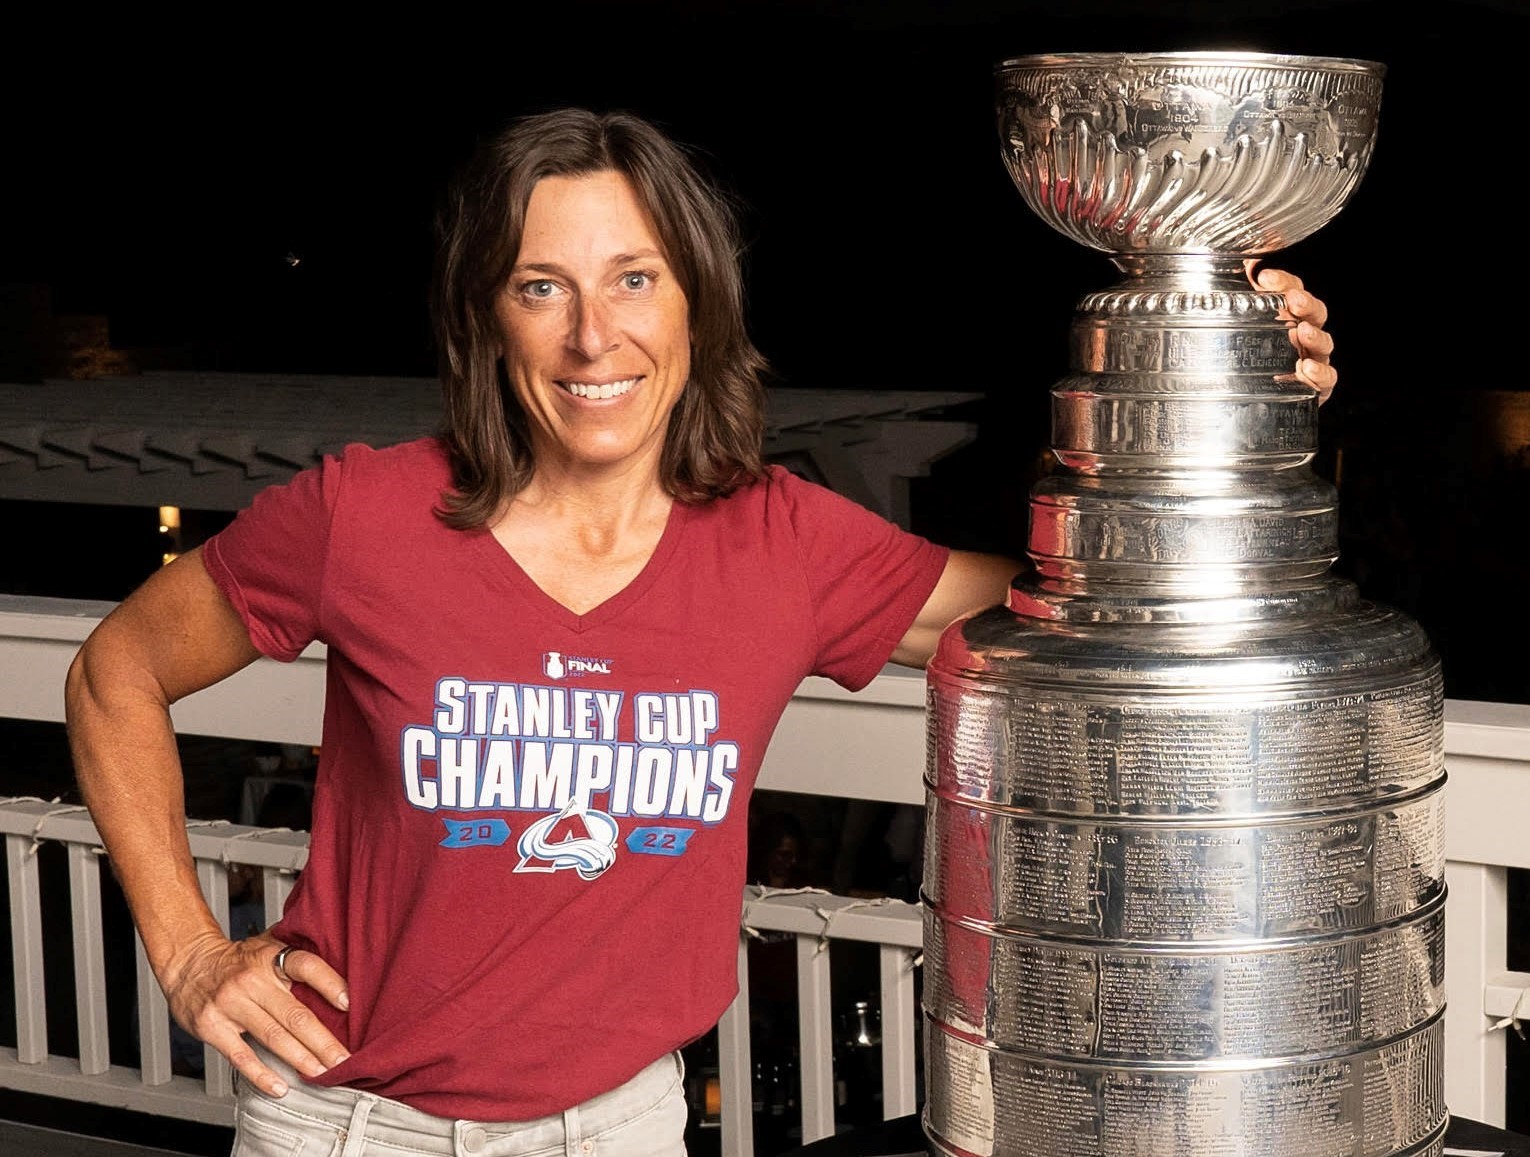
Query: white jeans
231 1042 688 1156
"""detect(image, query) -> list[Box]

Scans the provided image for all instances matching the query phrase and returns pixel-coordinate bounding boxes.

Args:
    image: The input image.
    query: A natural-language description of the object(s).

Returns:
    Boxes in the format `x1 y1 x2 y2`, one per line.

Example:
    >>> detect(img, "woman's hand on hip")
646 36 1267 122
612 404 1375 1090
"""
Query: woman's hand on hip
162 930 351 1097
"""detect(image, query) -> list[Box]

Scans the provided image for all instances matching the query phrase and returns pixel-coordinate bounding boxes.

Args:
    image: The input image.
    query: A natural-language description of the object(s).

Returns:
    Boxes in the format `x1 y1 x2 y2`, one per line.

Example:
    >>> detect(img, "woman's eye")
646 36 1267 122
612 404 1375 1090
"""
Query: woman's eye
621 271 652 291
524 280 557 298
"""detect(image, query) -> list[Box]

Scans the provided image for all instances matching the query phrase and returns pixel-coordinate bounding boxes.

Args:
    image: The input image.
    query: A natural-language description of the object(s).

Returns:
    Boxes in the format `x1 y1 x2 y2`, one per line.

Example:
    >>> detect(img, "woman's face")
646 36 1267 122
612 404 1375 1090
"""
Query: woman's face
493 170 691 482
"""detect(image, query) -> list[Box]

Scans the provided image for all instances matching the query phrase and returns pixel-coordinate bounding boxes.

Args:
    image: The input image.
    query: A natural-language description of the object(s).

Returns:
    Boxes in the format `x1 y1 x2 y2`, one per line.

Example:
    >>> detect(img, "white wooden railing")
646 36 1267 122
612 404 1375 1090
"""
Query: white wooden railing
1 594 1527 1152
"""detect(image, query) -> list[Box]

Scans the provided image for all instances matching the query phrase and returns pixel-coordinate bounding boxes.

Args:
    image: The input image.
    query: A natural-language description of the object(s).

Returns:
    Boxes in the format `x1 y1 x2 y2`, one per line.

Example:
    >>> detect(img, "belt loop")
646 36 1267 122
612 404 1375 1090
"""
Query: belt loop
340 1094 377 1157
563 1106 581 1157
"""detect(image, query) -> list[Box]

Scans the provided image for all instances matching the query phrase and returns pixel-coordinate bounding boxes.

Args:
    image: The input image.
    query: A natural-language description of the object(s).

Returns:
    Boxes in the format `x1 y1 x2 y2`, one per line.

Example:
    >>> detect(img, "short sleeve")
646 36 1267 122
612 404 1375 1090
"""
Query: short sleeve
201 453 344 662
776 469 950 691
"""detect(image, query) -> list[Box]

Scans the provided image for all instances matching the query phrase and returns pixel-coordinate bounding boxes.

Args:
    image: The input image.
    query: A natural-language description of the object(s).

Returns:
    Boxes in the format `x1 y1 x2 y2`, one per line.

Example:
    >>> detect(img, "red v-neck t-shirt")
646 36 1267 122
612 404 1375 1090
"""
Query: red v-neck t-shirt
202 436 949 1120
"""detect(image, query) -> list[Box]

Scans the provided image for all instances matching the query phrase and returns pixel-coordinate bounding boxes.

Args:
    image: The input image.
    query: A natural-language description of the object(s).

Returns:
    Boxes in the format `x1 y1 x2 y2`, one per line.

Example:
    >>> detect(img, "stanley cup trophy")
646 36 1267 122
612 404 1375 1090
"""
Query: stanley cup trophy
921 53 1449 1155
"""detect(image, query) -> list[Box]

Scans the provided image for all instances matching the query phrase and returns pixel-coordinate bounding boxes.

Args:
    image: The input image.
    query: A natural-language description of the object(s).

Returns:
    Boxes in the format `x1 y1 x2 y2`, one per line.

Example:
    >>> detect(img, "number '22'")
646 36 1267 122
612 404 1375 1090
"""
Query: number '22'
625 826 692 857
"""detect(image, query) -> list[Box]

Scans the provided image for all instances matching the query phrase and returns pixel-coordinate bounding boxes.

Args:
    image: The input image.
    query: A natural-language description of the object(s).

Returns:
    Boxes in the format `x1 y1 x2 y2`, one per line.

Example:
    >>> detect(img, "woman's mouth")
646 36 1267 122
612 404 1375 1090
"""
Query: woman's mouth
558 377 638 400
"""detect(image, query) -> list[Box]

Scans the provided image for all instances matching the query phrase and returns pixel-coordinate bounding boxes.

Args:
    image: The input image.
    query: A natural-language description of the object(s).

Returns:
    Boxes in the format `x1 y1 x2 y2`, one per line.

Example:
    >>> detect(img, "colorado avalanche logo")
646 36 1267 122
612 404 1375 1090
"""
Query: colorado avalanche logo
514 797 619 879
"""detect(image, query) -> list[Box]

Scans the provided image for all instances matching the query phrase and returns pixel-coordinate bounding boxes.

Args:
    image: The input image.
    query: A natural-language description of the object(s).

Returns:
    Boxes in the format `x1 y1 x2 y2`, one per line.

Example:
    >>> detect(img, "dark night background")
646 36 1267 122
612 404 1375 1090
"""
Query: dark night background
5 0 1528 704
2 1 1528 1148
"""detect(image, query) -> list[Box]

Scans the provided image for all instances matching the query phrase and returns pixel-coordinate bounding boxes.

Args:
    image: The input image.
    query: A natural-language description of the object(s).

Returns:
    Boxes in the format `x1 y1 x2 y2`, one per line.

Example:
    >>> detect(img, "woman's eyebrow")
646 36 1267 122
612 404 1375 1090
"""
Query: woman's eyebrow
510 250 665 276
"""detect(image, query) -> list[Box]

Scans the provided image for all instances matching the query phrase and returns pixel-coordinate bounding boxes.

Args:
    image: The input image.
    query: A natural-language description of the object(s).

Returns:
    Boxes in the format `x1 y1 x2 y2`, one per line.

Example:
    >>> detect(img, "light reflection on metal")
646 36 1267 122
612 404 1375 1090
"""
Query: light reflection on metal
922 52 1448 1156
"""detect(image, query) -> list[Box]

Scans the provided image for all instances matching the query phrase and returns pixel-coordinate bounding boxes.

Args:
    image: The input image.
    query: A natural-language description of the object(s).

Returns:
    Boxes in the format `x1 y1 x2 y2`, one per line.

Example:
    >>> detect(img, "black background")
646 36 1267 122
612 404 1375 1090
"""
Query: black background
7 1 1527 705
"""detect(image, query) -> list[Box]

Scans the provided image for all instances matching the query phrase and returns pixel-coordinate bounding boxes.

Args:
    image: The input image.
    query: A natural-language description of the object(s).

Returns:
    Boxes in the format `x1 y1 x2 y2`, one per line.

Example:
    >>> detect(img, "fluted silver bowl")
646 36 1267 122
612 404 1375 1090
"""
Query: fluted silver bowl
996 51 1385 254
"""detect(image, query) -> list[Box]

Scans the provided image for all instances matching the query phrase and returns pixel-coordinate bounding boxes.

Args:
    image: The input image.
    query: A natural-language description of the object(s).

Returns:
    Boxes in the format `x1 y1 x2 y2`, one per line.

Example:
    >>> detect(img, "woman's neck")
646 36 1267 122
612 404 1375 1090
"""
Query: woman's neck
488 460 675 615
511 457 671 538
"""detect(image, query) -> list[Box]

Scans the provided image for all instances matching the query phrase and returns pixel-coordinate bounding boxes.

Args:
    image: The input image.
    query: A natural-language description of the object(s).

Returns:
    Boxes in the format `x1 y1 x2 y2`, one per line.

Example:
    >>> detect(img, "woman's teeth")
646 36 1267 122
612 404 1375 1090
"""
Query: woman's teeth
561 377 637 399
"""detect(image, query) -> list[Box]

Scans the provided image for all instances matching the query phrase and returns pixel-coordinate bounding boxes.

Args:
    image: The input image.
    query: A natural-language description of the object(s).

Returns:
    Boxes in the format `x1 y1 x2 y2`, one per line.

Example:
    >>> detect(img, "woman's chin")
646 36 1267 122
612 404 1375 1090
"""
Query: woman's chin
543 440 665 480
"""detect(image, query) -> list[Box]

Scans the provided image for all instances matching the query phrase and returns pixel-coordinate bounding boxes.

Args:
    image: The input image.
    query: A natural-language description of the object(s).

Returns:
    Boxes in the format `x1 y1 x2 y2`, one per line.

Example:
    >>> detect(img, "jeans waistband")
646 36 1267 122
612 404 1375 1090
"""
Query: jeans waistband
241 1040 683 1156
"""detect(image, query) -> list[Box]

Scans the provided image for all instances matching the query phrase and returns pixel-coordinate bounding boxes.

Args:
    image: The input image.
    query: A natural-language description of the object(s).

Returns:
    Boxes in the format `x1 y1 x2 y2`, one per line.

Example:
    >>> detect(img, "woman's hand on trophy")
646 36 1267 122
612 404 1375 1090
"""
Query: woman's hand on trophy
1246 262 1338 405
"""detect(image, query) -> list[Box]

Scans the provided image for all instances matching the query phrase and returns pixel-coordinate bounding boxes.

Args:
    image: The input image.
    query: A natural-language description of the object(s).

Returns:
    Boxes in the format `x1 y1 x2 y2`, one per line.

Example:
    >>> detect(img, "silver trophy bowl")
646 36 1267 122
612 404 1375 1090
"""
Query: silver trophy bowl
997 50 1383 254
922 52 1448 1156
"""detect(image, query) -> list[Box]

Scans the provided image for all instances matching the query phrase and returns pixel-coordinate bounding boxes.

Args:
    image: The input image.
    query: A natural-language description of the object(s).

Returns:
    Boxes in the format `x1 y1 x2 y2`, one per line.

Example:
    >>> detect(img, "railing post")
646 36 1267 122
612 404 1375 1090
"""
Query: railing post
136 932 173 1086
717 940 755 1157
6 833 48 1065
66 843 109 1075
879 944 918 1120
264 867 294 929
796 934 835 1143
196 859 234 1100
1443 860 1508 1127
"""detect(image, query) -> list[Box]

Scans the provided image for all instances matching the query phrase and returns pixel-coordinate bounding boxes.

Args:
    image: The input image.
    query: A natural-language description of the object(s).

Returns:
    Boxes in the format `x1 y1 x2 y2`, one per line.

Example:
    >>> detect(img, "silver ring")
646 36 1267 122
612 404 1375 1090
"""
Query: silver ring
272 944 297 983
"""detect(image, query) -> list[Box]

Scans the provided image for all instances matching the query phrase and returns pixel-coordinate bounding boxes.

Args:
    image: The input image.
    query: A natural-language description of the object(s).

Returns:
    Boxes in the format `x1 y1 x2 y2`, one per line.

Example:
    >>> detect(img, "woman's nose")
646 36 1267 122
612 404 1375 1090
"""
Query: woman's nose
568 294 617 359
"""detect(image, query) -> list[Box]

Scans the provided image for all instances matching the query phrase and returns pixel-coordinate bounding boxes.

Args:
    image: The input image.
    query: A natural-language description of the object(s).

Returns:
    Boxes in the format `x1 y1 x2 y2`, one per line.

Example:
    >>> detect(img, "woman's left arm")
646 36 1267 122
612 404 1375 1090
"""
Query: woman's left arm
892 266 1339 669
891 551 1021 669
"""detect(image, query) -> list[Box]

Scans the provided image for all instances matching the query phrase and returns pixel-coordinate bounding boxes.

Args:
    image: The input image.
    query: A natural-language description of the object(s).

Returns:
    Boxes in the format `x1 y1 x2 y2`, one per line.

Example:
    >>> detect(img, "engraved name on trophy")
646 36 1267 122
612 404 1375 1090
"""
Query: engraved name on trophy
922 52 1449 1156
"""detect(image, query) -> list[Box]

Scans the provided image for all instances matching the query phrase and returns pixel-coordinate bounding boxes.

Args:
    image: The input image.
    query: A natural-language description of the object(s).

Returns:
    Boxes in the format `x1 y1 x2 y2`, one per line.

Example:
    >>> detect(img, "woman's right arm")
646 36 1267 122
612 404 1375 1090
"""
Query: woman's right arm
65 546 350 1096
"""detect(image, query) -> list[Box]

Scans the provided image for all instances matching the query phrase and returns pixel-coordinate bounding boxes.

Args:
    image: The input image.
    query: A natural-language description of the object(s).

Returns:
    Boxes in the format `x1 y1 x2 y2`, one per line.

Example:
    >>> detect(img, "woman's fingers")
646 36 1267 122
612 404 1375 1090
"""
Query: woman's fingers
190 987 333 1095
163 932 351 1096
1285 288 1329 331
268 943 351 1015
245 938 353 1071
1246 260 1338 404
1291 319 1334 361
1246 259 1299 296
1297 357 1339 404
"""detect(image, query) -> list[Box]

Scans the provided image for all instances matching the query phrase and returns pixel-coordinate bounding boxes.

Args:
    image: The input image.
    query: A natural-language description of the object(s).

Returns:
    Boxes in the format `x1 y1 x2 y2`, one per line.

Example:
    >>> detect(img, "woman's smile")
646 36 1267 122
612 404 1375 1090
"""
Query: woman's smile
557 376 640 400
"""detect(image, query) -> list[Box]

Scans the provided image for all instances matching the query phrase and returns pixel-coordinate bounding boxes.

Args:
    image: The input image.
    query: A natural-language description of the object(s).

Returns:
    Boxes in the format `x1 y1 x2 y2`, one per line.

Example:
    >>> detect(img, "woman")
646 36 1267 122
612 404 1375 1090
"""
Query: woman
64 108 1336 1154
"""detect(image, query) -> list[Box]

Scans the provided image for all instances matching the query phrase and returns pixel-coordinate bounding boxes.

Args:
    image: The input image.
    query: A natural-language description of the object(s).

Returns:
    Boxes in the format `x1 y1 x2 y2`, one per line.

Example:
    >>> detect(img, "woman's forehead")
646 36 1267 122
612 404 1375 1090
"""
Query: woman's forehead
515 171 666 266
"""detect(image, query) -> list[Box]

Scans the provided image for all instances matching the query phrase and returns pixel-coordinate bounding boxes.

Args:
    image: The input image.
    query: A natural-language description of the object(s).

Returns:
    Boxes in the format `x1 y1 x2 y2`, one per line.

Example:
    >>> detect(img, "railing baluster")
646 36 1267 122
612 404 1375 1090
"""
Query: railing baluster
6 832 47 1064
66 842 109 1075
136 931 173 1086
264 867 293 930
1443 859 1509 1127
717 940 755 1157
196 858 233 1100
878 943 917 1120
796 934 835 1143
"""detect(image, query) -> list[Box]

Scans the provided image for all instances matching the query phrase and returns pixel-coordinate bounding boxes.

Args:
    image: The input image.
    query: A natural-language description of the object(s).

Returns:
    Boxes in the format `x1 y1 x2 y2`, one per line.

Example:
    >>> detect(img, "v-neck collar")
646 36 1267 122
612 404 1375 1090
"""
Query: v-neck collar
470 498 692 633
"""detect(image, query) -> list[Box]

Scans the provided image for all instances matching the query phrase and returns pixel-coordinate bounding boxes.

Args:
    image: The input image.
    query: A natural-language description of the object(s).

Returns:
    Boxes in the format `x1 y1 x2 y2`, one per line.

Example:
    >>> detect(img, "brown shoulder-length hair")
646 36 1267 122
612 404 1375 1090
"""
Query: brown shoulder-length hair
430 107 770 528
